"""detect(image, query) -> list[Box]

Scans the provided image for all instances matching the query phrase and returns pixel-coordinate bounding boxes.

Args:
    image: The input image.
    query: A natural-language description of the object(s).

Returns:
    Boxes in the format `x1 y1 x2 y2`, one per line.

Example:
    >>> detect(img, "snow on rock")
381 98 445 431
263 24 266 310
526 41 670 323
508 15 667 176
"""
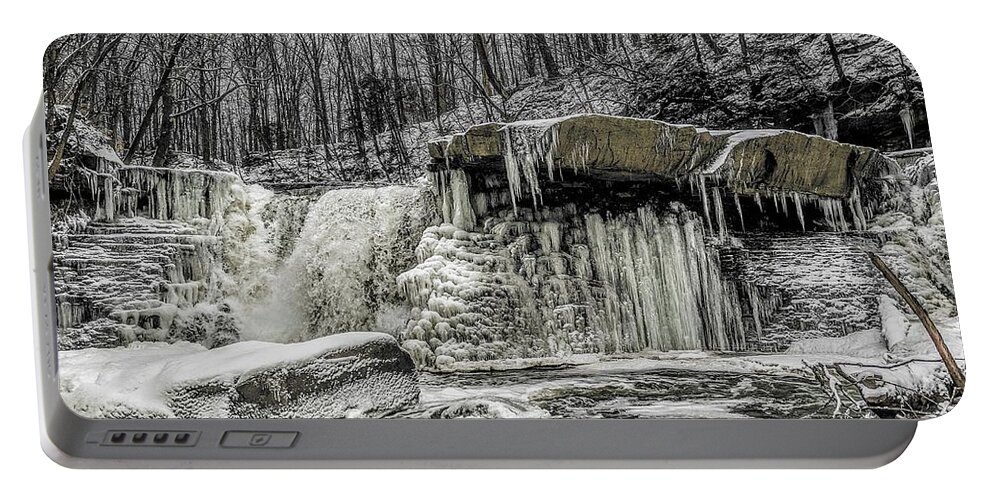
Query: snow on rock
59 332 419 418
786 329 889 358
429 114 898 201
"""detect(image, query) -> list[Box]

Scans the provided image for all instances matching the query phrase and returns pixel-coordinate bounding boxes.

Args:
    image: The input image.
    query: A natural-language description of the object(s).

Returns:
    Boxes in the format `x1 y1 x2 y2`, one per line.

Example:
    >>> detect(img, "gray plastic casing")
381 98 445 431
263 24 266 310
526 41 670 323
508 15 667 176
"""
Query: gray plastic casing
25 97 917 468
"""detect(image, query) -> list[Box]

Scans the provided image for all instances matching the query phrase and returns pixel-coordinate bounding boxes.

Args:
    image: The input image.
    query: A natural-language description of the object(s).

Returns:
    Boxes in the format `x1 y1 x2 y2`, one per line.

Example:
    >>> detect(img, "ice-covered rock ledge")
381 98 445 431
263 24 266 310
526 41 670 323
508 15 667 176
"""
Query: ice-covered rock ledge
59 332 419 418
427 113 898 200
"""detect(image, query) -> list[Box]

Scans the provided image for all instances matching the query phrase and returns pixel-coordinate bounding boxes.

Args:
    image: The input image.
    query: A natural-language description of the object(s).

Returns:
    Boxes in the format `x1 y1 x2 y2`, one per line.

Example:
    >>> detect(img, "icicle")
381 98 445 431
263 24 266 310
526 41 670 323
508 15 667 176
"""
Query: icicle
545 124 560 180
792 192 805 232
899 103 915 149
712 187 728 241
698 175 714 234
449 169 476 230
754 192 764 213
501 127 547 213
817 198 849 232
848 183 867 231
734 193 745 232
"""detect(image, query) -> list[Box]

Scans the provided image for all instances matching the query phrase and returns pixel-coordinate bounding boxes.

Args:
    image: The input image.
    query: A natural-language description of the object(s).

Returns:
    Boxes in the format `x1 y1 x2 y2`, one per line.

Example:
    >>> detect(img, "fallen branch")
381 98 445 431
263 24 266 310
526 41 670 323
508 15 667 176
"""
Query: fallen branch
866 251 965 391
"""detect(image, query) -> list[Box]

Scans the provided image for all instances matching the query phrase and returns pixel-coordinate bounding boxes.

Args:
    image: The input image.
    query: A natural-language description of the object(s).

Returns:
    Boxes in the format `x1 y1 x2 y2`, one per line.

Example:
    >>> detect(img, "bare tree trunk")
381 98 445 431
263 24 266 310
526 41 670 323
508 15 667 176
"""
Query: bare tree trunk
388 34 406 126
531 34 559 78
691 34 705 68
151 84 175 169
867 252 965 391
48 35 123 180
699 34 727 56
522 35 537 78
738 34 752 77
123 34 185 164
825 34 847 84
473 34 507 99
198 66 212 163
338 35 368 165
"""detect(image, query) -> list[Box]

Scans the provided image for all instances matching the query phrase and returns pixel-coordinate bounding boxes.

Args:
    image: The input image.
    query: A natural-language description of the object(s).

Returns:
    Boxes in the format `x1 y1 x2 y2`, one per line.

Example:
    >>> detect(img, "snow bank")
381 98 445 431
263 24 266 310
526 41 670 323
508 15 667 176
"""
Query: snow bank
59 332 419 418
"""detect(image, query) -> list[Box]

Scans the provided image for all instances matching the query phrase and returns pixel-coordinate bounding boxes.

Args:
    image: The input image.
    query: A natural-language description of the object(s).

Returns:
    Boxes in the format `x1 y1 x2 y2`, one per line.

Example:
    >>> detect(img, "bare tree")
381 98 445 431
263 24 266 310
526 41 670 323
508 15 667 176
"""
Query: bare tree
48 34 123 180
123 34 186 164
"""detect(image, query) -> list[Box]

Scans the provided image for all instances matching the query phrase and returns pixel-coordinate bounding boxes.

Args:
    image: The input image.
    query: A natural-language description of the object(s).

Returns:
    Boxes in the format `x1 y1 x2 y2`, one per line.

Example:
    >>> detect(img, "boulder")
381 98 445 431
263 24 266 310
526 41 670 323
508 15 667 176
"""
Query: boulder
58 332 419 418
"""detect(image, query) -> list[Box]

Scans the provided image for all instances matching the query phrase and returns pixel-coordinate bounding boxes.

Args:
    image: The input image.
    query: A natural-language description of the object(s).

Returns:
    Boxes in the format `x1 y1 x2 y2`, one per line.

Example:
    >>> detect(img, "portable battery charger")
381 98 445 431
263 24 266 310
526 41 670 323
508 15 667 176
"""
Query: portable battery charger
28 33 963 467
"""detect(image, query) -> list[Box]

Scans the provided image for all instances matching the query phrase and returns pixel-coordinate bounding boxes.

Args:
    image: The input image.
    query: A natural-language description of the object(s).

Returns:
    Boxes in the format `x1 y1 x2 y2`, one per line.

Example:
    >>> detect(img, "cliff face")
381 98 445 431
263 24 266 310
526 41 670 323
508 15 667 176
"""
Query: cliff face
429 114 897 201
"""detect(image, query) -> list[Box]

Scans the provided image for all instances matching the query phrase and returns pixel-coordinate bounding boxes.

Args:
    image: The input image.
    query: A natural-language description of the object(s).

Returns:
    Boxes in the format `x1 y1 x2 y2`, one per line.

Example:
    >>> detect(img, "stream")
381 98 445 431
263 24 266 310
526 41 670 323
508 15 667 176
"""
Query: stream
394 356 834 419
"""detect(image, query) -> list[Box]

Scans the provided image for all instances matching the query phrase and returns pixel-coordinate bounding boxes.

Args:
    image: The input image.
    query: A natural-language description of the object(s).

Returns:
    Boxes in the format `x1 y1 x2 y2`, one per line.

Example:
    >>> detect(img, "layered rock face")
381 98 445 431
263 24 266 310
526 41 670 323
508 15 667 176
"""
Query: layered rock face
428 114 898 203
59 332 419 418
401 114 901 366
53 165 242 350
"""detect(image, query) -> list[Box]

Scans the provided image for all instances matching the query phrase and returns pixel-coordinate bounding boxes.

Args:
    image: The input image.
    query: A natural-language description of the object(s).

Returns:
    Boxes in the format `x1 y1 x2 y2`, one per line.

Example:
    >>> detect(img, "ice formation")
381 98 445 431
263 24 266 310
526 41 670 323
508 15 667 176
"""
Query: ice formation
397 189 746 367
406 115 917 365
429 114 899 240
54 111 958 419
79 165 239 223
55 156 254 349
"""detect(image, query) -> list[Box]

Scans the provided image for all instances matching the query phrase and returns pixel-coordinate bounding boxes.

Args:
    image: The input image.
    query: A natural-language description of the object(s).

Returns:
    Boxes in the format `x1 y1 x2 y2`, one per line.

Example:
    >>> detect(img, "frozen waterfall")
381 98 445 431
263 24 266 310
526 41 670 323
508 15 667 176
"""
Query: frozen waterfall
231 183 435 343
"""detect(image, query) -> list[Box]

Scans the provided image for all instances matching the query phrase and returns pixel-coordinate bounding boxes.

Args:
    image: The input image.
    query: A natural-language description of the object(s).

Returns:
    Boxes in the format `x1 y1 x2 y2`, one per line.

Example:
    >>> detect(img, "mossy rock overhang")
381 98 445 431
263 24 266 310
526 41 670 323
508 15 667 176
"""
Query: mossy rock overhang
427 114 897 199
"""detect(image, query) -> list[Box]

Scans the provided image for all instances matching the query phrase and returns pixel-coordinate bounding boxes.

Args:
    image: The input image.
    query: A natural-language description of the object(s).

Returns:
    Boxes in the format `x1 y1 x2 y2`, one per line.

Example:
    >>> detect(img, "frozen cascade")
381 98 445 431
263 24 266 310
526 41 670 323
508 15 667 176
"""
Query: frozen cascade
84 165 239 224
396 201 746 367
56 166 261 349
584 207 745 351
233 184 436 343
54 217 234 349
433 168 476 230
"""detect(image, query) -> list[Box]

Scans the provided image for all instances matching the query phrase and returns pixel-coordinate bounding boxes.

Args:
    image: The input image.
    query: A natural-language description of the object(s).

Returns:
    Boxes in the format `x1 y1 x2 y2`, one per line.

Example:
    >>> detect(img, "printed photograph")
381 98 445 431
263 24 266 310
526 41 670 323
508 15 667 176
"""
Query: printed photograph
45 33 964 419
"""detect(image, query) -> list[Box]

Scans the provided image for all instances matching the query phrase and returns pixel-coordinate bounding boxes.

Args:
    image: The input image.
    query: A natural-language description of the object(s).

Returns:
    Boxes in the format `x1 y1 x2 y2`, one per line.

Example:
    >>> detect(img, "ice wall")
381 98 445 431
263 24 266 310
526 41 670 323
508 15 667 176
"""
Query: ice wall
404 115 910 366
398 168 746 367
79 165 240 223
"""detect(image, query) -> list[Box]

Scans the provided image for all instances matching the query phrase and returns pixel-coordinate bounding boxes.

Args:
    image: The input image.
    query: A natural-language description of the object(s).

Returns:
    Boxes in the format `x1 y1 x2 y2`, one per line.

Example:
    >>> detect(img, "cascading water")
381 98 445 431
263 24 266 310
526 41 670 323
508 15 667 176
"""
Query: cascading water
230 183 436 344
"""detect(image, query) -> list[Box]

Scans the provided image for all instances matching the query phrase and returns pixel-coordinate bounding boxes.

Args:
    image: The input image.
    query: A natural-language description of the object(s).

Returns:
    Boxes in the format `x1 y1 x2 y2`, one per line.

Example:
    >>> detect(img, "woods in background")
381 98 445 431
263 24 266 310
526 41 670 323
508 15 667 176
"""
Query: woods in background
44 33 927 183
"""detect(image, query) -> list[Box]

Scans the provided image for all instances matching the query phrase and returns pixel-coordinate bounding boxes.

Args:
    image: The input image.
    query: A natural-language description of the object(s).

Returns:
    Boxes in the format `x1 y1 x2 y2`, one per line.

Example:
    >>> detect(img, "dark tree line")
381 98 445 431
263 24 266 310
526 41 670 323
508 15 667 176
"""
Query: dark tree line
44 33 926 181
44 33 603 173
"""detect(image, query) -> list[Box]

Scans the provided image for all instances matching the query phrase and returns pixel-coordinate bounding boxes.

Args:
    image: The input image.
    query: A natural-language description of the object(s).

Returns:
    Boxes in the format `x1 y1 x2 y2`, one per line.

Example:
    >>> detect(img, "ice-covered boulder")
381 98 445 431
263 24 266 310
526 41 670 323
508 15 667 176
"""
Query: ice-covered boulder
59 332 419 418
